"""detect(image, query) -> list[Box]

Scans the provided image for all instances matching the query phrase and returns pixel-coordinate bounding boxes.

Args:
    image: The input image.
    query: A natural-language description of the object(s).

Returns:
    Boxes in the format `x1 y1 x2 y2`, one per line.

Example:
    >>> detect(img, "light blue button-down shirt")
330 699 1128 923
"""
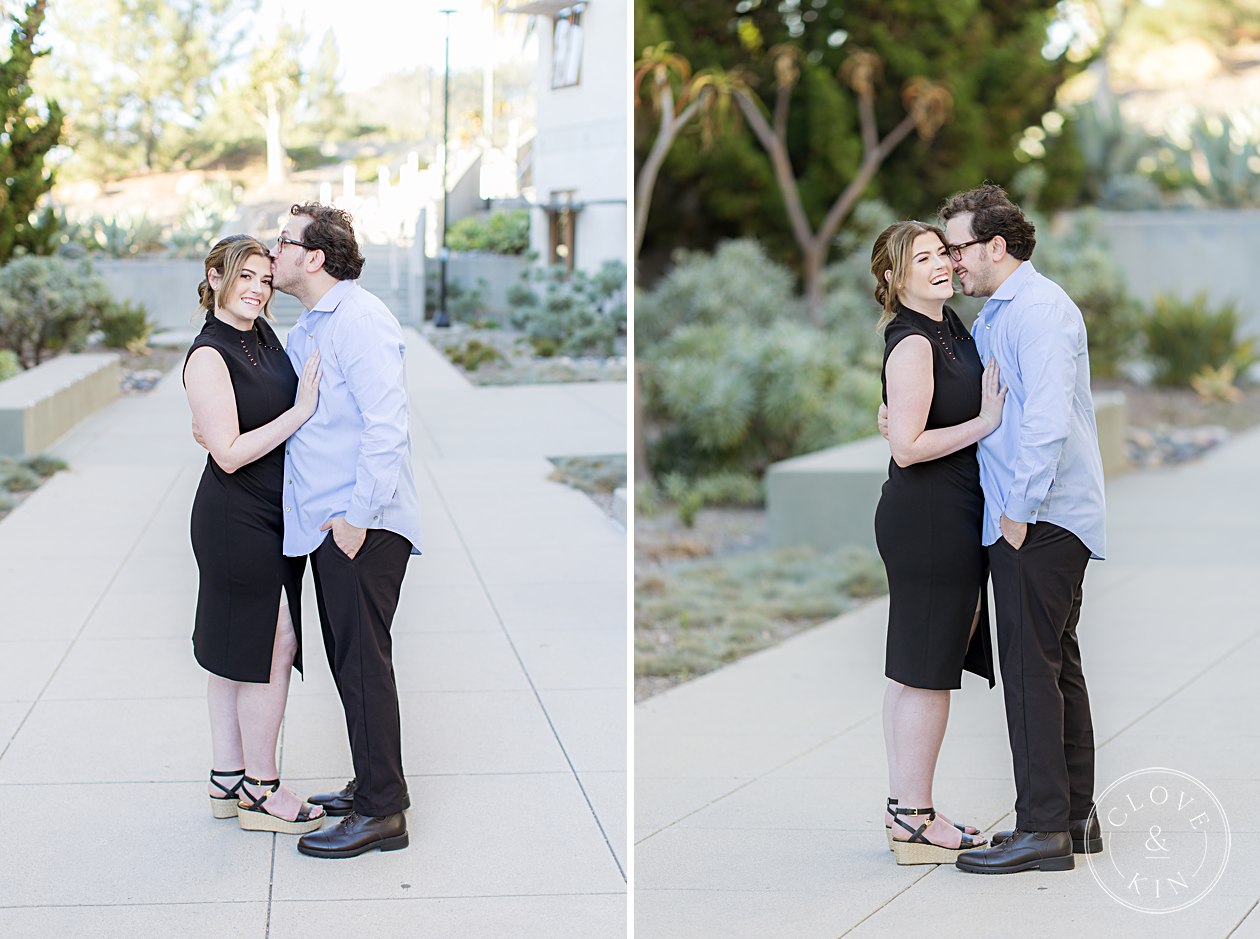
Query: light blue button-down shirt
281 280 422 557
972 261 1106 559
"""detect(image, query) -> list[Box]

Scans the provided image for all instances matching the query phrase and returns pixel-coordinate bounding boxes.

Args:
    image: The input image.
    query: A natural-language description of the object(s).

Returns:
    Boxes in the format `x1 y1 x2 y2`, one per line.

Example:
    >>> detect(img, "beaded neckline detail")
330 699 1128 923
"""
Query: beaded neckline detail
899 306 971 363
208 313 283 368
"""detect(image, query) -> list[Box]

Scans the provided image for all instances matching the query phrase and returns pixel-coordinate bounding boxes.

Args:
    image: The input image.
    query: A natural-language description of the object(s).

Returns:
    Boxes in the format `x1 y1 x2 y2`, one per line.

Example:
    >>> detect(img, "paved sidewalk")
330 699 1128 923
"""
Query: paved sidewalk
0 331 627 938
636 425 1260 938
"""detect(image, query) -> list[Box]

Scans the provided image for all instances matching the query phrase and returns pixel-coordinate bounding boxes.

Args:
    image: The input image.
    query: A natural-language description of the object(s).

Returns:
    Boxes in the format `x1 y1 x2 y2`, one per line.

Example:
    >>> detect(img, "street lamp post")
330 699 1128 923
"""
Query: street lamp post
435 8 456 328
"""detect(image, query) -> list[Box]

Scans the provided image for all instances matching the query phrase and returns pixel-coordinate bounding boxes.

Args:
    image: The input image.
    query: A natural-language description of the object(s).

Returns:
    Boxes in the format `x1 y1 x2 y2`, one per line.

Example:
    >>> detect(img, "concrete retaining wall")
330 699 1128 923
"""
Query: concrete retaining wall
93 250 526 331
1081 209 1260 338
441 253 532 319
767 393 1129 553
0 353 121 456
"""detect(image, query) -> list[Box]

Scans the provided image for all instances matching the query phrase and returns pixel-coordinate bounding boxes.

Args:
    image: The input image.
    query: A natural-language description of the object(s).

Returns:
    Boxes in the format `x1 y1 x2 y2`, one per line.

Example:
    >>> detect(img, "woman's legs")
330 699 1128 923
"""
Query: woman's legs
884 597 989 834
207 675 245 795
882 681 903 825
887 685 981 846
207 600 320 821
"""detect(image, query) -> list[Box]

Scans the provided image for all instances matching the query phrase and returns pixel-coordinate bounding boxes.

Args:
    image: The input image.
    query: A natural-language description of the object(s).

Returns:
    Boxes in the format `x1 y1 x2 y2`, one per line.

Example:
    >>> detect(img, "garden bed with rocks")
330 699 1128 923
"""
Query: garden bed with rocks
548 454 626 522
421 322 626 386
113 344 185 394
1100 380 1260 465
0 455 68 524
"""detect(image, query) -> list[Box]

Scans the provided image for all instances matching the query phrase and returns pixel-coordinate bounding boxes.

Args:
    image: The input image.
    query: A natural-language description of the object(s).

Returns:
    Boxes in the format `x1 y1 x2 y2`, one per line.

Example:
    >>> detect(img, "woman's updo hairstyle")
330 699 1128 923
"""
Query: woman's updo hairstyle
197 234 275 321
869 220 946 335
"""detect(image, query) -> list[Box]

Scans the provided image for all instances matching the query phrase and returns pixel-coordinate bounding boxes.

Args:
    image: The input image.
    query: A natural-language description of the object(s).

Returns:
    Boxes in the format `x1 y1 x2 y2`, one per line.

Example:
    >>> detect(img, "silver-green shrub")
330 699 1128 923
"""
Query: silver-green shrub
509 260 627 358
643 319 881 479
0 257 113 368
634 239 802 352
639 208 965 482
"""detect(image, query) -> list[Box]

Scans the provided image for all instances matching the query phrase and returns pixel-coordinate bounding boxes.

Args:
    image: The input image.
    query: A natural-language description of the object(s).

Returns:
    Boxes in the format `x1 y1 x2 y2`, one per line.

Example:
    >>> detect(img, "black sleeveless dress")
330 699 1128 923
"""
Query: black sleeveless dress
873 304 994 690
185 313 305 683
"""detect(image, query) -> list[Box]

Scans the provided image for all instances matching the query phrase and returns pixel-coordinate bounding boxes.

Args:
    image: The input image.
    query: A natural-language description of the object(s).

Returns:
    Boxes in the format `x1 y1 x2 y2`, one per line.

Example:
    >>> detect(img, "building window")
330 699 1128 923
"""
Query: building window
548 191 577 273
551 4 584 88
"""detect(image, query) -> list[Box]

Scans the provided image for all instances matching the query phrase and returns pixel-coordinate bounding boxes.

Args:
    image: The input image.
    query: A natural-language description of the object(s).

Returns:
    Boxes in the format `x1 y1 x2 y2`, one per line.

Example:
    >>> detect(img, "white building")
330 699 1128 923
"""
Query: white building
507 0 628 275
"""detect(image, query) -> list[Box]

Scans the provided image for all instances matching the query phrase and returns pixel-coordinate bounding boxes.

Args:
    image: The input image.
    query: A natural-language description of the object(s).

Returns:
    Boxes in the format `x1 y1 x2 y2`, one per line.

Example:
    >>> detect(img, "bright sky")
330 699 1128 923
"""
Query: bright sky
258 0 532 92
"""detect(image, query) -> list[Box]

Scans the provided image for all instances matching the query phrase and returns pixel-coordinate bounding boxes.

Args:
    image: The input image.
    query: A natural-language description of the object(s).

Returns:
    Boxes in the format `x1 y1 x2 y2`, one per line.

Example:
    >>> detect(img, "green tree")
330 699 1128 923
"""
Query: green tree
729 45 952 318
0 0 62 265
34 0 253 177
636 0 1086 277
304 29 350 139
242 17 305 184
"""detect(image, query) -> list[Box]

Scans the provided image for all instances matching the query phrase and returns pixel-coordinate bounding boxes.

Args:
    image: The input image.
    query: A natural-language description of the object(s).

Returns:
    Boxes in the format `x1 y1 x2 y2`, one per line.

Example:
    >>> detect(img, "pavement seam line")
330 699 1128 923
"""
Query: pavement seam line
0 891 628 911
1094 622 1260 750
0 465 185 767
564 383 624 424
633 712 878 845
266 717 292 936
834 866 936 937
416 453 627 883
1226 898 1260 936
637 618 1260 846
404 331 448 460
264 831 277 938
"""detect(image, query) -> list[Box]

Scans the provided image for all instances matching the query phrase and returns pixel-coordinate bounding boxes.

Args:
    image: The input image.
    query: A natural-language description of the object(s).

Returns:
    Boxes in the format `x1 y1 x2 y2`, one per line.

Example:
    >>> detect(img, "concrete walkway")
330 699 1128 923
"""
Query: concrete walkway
636 425 1260 938
0 331 627 938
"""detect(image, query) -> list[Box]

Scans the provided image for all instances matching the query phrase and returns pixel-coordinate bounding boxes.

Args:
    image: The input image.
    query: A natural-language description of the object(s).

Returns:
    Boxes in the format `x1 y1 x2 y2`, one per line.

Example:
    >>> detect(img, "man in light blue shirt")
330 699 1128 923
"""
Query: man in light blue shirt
942 185 1107 876
270 203 421 859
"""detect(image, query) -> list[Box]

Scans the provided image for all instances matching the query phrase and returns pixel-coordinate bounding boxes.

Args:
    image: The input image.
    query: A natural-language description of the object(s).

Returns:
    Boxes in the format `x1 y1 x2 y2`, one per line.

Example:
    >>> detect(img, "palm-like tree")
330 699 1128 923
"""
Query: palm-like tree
633 43 747 260
731 45 953 320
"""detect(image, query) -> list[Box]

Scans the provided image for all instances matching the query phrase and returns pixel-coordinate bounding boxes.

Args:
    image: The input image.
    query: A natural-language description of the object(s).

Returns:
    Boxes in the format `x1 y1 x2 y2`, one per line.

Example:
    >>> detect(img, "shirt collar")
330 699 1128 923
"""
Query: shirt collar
308 279 356 315
978 259 1036 328
990 259 1035 303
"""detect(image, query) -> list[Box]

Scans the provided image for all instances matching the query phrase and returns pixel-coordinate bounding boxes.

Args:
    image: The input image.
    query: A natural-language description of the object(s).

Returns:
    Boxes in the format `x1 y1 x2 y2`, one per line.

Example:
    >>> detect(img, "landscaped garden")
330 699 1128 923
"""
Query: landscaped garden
632 0 1260 701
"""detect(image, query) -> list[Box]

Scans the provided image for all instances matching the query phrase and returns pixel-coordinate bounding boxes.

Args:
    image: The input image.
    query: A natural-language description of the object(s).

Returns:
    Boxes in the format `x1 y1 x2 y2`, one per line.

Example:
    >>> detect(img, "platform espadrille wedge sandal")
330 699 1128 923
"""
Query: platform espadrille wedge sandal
890 806 985 865
236 776 326 835
209 769 245 819
885 798 980 850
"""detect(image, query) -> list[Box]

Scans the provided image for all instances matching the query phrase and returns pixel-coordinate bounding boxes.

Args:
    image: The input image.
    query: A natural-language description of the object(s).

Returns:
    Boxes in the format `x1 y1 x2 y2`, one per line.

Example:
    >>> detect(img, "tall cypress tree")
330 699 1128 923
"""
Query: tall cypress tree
0 0 62 265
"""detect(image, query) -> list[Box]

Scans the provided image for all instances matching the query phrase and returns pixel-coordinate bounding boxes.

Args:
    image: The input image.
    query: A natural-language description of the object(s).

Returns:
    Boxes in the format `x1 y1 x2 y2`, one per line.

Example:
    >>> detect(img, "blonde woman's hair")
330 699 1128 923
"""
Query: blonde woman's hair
196 235 274 321
869 221 946 335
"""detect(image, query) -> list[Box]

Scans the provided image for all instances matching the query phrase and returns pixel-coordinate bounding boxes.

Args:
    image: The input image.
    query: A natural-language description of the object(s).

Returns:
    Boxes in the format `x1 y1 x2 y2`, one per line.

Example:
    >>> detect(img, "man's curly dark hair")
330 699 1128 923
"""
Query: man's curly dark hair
290 202 366 280
939 183 1037 261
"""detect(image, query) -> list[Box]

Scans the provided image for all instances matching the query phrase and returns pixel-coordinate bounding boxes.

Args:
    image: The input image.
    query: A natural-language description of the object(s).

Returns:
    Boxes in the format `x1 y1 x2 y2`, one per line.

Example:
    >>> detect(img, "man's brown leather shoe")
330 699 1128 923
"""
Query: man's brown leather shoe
307 779 411 817
297 812 409 859
955 830 1074 874
989 816 1102 854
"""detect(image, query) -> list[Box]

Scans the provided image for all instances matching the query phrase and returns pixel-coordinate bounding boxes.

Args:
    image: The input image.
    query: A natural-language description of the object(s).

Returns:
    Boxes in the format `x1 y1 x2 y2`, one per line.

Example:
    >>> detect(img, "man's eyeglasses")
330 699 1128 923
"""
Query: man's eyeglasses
946 238 991 262
275 236 315 252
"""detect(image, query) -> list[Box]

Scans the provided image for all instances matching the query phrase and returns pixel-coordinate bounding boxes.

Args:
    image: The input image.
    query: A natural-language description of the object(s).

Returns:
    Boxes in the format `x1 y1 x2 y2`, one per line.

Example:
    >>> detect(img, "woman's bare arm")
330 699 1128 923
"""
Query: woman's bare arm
884 336 1003 468
182 347 320 474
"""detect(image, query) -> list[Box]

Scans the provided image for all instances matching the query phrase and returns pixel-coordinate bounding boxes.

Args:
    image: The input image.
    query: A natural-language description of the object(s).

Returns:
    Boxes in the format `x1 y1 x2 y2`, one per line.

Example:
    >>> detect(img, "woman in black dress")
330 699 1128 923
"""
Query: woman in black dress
183 235 326 835
870 221 1005 865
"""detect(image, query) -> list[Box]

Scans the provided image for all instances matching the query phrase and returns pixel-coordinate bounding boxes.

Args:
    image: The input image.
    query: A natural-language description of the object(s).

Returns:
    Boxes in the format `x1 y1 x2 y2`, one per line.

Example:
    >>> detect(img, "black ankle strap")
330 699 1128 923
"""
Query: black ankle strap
209 769 245 798
891 806 937 842
239 776 281 812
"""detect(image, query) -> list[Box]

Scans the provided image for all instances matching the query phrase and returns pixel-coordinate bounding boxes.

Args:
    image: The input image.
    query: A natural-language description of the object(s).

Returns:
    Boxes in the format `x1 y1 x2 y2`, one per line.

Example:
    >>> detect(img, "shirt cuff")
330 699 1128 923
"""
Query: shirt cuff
345 506 380 529
1002 497 1040 524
